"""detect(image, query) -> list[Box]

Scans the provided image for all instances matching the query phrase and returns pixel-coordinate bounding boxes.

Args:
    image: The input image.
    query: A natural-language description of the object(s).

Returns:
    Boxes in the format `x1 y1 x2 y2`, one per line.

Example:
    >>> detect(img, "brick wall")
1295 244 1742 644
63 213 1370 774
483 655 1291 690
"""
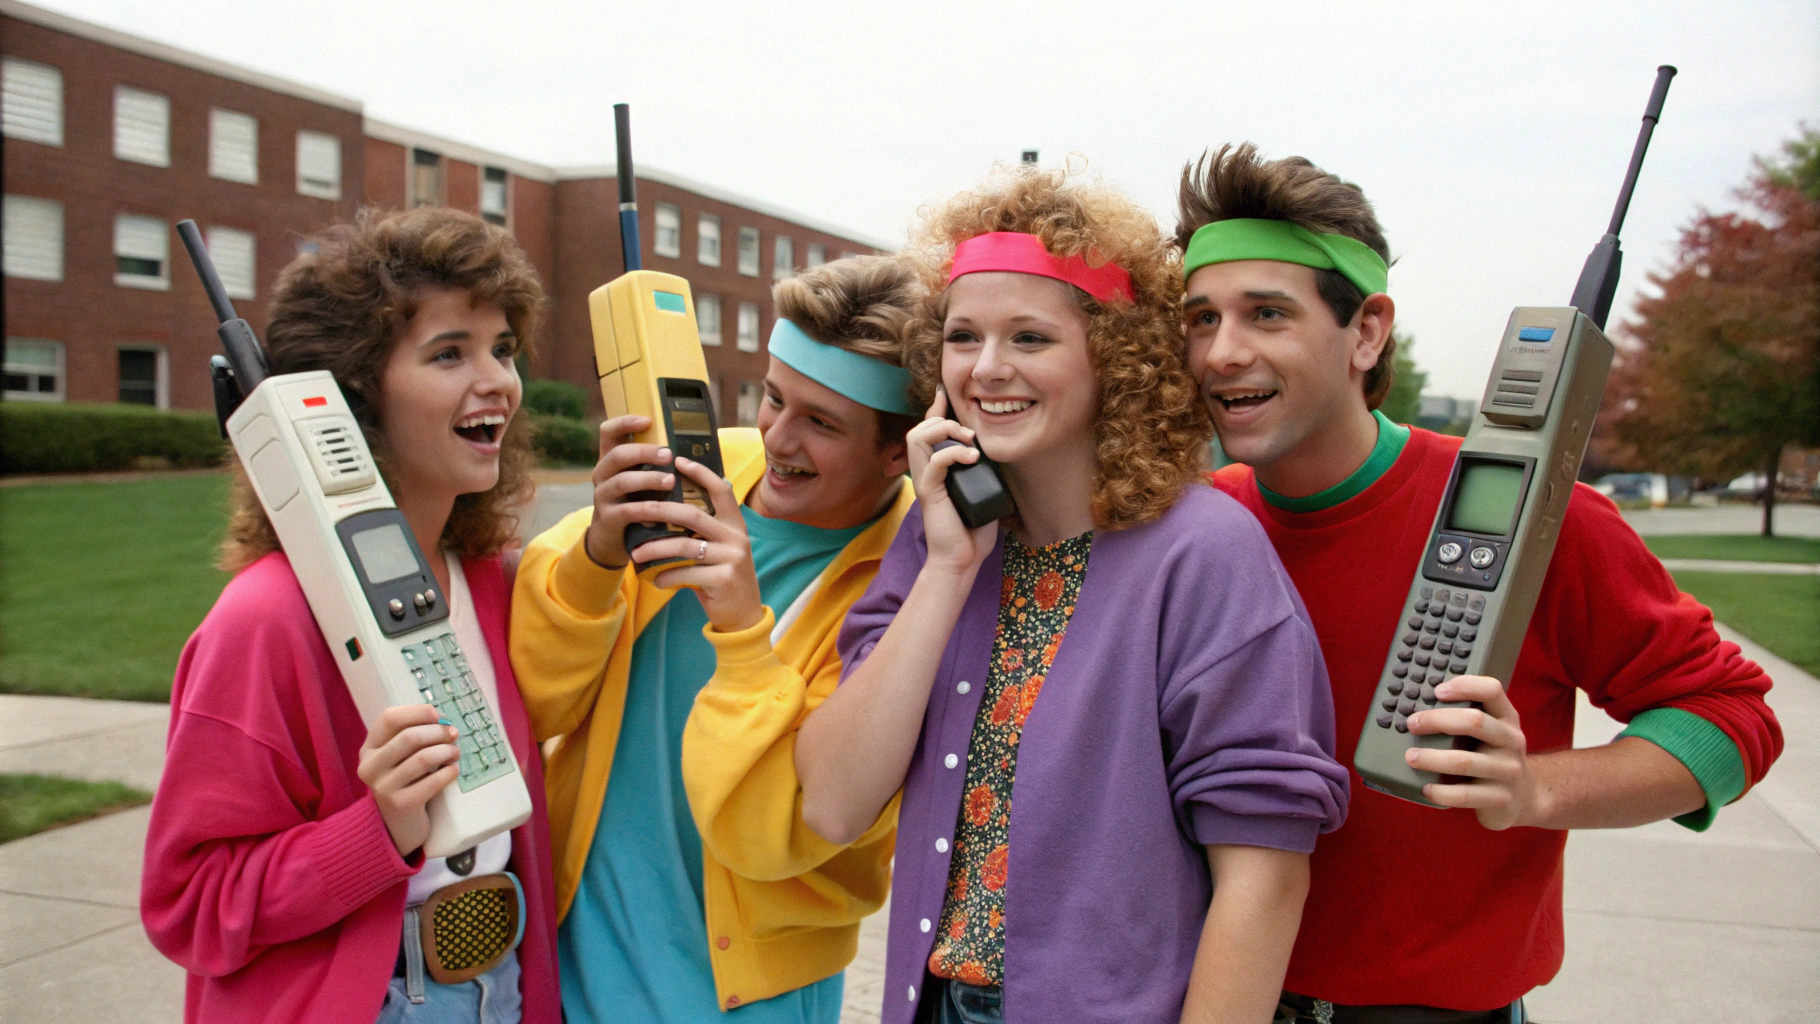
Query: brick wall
3 15 361 410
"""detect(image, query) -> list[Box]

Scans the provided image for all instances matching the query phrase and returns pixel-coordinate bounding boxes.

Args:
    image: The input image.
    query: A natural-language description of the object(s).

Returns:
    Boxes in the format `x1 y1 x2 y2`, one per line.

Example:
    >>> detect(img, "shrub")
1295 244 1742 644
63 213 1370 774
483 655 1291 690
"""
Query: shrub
0 403 227 474
531 414 598 467
523 379 589 420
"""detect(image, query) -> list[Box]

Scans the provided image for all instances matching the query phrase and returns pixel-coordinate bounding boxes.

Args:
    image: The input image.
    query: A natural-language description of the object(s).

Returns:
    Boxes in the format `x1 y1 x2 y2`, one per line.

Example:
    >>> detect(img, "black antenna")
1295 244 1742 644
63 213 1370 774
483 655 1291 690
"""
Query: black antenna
614 103 641 274
1569 65 1676 329
176 220 268 392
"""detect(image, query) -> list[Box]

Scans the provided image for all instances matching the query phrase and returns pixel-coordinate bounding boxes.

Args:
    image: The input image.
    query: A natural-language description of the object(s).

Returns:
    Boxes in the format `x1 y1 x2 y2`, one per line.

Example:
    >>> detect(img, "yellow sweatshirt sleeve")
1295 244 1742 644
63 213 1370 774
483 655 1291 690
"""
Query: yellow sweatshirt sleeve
509 507 635 742
682 608 897 884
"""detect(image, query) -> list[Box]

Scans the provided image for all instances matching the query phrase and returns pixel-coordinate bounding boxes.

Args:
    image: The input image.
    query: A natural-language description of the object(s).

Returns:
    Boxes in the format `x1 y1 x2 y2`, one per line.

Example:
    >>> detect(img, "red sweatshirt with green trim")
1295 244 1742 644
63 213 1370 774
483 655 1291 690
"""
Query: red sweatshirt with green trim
1211 426 1781 1011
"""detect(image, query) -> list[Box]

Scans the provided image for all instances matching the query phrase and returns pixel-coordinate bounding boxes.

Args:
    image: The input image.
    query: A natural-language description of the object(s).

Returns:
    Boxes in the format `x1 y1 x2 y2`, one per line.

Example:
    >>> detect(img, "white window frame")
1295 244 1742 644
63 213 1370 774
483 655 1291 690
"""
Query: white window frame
736 302 761 353
209 108 259 184
207 226 256 300
806 242 827 269
297 130 342 200
696 294 722 346
114 213 170 291
3 338 65 402
737 227 760 277
480 167 509 225
3 57 63 147
697 214 721 266
737 380 763 427
114 85 170 167
3 195 64 281
117 344 169 410
773 235 794 281
653 203 682 259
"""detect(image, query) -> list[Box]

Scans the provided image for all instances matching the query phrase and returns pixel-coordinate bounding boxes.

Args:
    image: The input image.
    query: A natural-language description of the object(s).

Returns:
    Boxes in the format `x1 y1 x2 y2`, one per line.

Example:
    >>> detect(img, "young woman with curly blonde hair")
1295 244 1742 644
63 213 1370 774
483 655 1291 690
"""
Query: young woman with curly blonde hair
795 167 1350 1024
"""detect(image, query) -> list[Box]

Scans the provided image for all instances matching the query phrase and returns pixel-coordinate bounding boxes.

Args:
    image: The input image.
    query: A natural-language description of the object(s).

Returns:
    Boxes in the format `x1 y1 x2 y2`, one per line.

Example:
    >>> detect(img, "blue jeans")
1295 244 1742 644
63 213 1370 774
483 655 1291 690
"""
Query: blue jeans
375 953 521 1024
930 978 1003 1024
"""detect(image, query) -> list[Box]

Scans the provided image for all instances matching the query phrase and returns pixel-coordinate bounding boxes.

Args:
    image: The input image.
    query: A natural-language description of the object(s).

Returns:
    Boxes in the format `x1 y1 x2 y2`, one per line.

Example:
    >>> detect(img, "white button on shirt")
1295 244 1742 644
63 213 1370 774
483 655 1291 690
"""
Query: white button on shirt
920 918 931 932
944 753 959 769
957 681 971 694
936 837 949 853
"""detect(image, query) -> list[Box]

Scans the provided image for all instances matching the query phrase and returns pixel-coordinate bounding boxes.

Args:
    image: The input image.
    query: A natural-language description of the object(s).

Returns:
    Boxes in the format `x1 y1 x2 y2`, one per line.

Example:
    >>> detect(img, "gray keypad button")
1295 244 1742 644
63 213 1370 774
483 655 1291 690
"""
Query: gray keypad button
1403 632 1419 646
1420 636 1437 650
1421 684 1437 703
1450 660 1468 673
1452 593 1467 606
1455 645 1472 658
1443 623 1460 638
1398 698 1417 715
1397 649 1414 662
1414 653 1431 667
1435 589 1450 601
1414 601 1429 614
1378 714 1393 729
1460 626 1478 641
1424 621 1441 634
1447 607 1465 622
1407 616 1424 630
1421 587 1434 599
1437 641 1453 655
1392 663 1409 678
1394 716 1410 733
1465 612 1482 626
1382 697 1398 711
1470 596 1485 610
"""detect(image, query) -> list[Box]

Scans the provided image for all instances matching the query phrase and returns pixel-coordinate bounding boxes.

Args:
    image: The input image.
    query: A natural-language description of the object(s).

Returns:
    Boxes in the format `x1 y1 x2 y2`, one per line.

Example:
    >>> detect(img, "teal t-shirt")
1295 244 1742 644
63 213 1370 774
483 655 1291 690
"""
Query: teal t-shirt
558 505 870 1024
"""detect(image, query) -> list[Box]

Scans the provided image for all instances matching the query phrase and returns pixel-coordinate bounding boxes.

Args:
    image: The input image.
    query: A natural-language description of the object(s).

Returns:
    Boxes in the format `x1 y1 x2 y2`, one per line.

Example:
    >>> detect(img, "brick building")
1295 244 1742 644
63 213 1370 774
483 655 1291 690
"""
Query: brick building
2 0 889 422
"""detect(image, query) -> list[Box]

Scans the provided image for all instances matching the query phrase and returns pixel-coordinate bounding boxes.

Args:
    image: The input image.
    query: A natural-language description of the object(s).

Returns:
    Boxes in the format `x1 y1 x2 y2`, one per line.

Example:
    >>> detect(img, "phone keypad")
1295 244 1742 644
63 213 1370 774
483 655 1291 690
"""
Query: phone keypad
401 634 515 791
1375 587 1482 732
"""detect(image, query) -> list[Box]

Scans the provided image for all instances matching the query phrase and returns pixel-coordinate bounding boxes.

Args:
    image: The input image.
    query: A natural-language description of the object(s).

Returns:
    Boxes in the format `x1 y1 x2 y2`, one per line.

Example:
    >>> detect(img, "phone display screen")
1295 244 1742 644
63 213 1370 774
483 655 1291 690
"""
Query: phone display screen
670 410 712 434
1446 460 1525 537
351 522 421 584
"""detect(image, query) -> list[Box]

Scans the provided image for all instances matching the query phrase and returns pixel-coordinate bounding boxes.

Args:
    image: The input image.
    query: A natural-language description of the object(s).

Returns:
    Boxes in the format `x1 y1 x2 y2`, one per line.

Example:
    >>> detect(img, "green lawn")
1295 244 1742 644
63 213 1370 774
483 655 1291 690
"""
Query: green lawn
0 773 151 843
0 474 231 701
1644 534 1820 564
1670 570 1820 678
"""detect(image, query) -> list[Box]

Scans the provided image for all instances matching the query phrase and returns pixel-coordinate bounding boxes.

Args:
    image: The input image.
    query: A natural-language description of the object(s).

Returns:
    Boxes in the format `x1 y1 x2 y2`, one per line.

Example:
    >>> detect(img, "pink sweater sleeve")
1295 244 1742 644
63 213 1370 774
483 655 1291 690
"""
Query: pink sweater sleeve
141 560 418 977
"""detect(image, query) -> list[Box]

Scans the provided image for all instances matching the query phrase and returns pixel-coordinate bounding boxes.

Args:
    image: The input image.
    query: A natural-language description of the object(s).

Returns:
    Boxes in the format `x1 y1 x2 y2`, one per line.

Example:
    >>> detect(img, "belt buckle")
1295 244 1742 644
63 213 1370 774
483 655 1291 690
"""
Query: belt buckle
418 872 524 985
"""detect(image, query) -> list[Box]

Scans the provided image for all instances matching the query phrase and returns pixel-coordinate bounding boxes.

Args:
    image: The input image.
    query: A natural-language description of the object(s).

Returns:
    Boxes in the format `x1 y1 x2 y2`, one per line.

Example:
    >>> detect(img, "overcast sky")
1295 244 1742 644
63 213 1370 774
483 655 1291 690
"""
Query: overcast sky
36 0 1820 397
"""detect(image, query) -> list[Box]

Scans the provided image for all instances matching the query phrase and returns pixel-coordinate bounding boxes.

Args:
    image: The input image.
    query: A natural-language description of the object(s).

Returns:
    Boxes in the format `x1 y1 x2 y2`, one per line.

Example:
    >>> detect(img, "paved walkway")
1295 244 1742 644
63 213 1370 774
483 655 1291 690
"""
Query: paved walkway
1623 504 1820 538
1657 558 1820 575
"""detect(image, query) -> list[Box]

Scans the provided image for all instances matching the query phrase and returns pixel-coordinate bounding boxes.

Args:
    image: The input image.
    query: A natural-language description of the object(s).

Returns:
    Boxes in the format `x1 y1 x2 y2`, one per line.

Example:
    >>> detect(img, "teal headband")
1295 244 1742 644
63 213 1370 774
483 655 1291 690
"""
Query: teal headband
1183 218 1389 297
767 319 916 416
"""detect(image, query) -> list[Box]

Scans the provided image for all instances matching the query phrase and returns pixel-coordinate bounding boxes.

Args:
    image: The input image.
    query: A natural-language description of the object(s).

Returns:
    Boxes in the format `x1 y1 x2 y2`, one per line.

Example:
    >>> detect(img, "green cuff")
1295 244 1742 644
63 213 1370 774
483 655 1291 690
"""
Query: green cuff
1618 707 1747 832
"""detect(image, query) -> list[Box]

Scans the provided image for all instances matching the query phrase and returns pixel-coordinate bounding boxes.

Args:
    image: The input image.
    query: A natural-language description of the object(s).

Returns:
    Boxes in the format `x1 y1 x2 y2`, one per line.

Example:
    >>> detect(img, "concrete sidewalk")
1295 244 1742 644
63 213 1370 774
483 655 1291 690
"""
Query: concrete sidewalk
2 624 1816 1021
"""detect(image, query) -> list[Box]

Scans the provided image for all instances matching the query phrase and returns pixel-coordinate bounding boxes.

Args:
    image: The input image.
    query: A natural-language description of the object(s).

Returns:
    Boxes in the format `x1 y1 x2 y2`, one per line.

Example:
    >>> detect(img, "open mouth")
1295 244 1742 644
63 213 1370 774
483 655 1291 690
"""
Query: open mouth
454 412 506 444
976 398 1034 415
768 461 817 482
1212 389 1278 412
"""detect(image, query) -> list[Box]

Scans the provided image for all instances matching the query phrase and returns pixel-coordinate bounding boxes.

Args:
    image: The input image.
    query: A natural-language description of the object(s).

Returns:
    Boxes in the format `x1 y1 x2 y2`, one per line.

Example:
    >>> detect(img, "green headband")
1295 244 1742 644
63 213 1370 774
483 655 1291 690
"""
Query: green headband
767 318 916 415
1183 218 1388 296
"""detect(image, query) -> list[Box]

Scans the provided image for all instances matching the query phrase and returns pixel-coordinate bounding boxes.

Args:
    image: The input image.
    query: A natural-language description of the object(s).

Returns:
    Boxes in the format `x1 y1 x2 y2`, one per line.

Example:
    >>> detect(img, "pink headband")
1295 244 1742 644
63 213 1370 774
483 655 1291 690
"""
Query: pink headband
946 232 1135 304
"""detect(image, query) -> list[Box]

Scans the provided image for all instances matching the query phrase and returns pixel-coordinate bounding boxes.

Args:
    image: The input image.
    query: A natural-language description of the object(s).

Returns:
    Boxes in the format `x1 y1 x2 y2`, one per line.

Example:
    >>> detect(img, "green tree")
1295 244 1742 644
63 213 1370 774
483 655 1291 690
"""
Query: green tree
1610 127 1820 536
1379 330 1427 425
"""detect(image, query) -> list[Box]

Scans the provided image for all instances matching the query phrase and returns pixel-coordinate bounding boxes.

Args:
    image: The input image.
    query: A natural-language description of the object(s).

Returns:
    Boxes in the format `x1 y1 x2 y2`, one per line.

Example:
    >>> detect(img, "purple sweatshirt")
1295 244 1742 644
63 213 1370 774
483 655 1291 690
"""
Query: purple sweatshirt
839 485 1349 1024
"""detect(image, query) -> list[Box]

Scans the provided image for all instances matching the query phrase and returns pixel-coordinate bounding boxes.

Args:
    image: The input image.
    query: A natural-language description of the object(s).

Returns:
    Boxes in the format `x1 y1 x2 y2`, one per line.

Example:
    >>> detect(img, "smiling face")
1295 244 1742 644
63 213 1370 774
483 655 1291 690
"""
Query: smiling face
376 285 522 509
749 356 910 530
940 271 1098 474
1183 259 1386 475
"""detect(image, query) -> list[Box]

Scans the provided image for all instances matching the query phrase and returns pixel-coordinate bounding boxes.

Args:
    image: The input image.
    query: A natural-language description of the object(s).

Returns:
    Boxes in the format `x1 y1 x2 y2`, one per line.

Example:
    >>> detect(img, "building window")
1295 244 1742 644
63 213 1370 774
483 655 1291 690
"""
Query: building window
774 236 794 280
3 339 64 401
708 372 724 422
737 380 763 427
698 214 721 266
651 203 681 259
411 149 444 208
114 86 169 167
696 294 722 346
736 302 760 353
208 109 259 184
3 196 63 281
806 243 827 269
207 227 256 300
118 346 167 408
3 58 62 146
481 167 509 225
114 214 169 290
737 227 760 277
297 131 341 199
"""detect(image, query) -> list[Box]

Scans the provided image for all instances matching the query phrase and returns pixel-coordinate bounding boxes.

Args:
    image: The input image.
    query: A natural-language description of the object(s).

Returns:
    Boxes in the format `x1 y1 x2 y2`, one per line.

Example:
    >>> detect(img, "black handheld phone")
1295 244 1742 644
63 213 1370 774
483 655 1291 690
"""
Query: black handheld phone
931 437 1015 529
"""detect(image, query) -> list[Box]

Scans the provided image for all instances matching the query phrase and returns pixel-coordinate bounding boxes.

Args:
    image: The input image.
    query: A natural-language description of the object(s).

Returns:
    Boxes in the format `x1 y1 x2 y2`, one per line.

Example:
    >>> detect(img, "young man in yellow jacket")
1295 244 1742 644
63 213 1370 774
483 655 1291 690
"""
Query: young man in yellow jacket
511 256 920 1022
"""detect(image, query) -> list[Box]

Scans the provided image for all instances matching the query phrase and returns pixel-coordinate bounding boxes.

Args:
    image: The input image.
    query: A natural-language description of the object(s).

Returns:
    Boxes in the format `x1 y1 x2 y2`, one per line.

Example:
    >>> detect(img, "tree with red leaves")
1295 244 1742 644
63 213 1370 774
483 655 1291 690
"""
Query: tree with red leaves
1603 128 1820 536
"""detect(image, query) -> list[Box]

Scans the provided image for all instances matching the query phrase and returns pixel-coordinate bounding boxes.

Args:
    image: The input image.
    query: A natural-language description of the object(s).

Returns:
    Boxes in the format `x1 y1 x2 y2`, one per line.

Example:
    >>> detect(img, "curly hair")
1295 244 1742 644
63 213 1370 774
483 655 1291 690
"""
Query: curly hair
904 164 1211 531
220 206 545 573
772 254 921 446
1175 143 1398 409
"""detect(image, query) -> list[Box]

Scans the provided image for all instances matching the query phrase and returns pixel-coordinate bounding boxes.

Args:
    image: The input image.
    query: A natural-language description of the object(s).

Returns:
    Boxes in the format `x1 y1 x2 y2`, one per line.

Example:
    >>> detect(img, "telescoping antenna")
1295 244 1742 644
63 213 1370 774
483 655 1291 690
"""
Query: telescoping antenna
615 103 641 274
1568 65 1677 329
176 219 269 433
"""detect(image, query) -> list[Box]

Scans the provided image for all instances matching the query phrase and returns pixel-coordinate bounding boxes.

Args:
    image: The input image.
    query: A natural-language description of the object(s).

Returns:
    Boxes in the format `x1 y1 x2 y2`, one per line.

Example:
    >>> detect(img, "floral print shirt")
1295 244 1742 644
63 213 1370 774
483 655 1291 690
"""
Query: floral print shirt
927 531 1091 987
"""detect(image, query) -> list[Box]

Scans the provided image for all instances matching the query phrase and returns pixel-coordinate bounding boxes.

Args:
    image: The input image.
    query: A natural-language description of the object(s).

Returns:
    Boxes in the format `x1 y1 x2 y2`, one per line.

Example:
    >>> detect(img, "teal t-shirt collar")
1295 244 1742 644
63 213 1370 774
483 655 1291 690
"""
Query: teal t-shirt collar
1258 410 1410 513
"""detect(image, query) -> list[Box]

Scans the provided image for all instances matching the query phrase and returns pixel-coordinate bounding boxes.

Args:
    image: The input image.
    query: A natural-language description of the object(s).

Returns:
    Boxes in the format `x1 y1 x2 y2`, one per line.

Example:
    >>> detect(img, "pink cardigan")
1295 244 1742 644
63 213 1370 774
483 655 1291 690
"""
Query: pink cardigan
141 552 560 1024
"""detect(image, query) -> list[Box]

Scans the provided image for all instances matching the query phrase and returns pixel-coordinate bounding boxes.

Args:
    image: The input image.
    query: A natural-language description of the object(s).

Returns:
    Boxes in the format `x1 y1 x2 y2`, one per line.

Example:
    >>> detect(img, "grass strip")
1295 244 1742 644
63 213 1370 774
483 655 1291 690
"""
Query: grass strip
1645 534 1820 564
0 474 231 702
1669 570 1820 678
0 773 151 843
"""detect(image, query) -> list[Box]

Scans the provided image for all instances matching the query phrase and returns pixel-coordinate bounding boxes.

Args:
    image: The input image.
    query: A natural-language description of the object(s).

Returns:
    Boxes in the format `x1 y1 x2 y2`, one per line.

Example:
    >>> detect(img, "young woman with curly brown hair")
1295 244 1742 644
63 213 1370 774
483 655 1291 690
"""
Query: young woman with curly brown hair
141 207 561 1024
796 167 1350 1024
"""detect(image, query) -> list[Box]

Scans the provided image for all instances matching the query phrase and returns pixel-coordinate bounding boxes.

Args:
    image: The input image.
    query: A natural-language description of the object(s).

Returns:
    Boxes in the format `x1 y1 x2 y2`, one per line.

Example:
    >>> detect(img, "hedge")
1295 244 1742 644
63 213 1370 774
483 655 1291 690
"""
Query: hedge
0 402 227 474
531 414 599 467
523 379 589 420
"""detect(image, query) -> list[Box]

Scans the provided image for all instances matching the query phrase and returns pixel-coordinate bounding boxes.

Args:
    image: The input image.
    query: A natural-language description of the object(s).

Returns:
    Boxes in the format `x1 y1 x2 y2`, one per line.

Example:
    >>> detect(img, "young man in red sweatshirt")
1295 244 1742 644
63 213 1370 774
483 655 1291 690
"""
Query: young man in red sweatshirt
1175 144 1783 1023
